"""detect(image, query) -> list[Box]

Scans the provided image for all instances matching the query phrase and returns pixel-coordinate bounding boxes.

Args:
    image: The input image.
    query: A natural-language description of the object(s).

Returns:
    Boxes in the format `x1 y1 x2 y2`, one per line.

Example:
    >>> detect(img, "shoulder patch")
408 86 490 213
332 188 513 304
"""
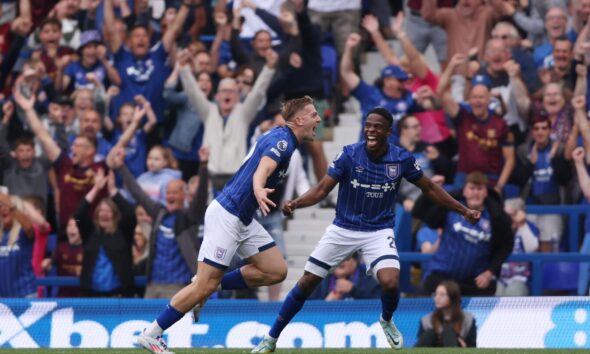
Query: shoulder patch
277 140 288 151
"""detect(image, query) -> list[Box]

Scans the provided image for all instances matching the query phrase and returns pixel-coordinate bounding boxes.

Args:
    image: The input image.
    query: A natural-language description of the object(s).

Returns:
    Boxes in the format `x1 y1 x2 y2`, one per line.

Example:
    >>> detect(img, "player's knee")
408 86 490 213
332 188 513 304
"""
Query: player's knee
297 272 322 293
269 264 288 284
379 271 400 292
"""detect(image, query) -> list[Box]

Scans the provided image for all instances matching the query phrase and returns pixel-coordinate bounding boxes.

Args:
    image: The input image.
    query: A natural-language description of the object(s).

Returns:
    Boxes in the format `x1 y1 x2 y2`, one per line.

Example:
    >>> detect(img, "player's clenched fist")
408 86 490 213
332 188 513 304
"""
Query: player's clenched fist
463 209 481 224
282 200 297 217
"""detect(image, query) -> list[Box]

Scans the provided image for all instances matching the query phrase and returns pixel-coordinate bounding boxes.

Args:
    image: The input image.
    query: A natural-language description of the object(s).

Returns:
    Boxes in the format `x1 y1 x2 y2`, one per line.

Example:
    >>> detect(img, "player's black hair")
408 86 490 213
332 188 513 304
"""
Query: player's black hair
367 107 393 127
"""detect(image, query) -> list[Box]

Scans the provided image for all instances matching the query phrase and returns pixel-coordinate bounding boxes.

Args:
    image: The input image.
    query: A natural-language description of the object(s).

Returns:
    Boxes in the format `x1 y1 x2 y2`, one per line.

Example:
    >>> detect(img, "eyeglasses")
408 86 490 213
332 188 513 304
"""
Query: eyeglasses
236 80 253 86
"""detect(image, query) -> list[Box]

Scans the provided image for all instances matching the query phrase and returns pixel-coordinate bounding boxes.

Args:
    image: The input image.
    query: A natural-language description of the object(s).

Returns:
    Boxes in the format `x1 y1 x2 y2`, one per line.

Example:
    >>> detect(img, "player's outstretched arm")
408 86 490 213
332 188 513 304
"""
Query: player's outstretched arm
283 175 338 216
413 175 481 223
253 156 280 216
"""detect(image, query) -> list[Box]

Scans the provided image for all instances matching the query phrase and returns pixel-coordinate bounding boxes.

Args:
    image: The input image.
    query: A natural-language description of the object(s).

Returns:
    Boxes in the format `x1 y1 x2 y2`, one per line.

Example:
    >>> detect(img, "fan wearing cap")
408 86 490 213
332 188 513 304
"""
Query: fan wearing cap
341 33 425 145
103 0 193 124
438 53 515 195
56 30 121 93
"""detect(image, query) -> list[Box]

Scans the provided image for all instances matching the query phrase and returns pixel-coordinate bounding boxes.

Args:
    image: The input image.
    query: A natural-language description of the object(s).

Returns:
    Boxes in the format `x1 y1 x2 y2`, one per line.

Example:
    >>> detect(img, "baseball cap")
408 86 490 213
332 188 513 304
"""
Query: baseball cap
471 74 492 89
380 65 409 81
79 30 102 51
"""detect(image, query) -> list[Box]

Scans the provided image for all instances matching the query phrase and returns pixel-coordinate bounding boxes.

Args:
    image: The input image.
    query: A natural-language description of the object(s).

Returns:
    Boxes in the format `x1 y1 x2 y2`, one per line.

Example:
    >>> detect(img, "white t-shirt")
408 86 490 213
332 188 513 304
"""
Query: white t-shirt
233 0 284 38
308 0 361 12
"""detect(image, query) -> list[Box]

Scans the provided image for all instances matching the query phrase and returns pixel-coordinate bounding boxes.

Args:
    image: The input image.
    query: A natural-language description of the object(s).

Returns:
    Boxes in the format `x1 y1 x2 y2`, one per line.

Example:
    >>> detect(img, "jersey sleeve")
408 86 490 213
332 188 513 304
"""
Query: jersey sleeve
401 151 424 183
327 147 349 182
261 135 293 164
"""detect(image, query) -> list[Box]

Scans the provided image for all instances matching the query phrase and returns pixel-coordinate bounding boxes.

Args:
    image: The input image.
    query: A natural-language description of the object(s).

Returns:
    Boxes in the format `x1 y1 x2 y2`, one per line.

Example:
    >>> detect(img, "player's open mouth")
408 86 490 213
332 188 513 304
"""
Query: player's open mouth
366 136 377 148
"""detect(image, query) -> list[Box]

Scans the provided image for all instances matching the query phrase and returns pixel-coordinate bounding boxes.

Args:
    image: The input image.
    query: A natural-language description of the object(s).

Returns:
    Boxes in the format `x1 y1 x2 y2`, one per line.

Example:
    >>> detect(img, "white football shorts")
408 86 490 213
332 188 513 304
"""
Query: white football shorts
198 200 276 270
305 224 400 278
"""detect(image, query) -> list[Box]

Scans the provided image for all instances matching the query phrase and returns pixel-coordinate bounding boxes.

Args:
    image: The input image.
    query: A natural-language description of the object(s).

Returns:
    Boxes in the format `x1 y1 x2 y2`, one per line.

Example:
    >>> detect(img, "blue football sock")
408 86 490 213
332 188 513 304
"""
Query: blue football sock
155 304 184 331
269 285 309 339
220 268 249 290
381 288 400 322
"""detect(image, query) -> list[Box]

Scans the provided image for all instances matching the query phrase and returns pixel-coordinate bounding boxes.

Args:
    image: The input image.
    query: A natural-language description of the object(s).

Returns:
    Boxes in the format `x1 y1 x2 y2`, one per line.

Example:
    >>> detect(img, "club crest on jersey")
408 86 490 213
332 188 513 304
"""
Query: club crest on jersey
386 164 399 180
277 140 288 151
215 247 227 260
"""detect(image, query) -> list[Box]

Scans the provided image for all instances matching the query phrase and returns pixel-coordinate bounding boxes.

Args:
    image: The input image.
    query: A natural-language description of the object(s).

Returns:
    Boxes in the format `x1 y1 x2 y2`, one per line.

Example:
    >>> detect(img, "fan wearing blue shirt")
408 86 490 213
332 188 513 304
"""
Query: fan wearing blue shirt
102 0 192 123
414 172 514 297
136 96 322 354
341 33 424 145
253 108 481 353
58 30 122 93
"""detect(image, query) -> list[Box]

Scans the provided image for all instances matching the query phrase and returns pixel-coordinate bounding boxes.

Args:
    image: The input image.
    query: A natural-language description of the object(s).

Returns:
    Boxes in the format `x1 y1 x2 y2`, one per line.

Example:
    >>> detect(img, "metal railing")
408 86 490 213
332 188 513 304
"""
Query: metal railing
34 205 589 297
398 252 590 296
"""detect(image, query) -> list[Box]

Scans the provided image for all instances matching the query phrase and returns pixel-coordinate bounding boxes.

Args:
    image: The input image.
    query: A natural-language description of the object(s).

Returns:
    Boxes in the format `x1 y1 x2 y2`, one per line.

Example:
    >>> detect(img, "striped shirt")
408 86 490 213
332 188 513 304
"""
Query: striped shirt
217 126 298 225
428 210 493 281
0 229 35 297
151 214 192 284
329 142 423 232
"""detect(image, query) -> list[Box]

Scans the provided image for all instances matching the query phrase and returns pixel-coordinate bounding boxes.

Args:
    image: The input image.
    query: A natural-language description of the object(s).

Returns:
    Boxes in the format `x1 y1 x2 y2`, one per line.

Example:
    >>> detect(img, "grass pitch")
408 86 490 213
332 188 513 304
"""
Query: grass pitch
0 349 585 354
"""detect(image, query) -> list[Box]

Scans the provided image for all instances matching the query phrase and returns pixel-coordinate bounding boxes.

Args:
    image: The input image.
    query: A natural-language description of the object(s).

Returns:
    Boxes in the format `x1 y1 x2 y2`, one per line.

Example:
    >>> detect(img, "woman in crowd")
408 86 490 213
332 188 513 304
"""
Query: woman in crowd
416 280 477 348
75 169 136 297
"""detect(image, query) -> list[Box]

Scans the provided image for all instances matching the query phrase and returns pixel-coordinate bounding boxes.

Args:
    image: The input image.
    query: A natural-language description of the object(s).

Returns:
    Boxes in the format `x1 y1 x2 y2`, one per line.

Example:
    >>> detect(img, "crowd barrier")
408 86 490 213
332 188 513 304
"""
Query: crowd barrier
0 297 588 349
36 251 590 296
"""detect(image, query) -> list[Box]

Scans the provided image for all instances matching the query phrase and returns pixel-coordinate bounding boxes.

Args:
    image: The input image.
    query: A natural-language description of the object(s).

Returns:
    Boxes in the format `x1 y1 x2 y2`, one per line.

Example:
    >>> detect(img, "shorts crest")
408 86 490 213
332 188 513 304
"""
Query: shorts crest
215 247 227 261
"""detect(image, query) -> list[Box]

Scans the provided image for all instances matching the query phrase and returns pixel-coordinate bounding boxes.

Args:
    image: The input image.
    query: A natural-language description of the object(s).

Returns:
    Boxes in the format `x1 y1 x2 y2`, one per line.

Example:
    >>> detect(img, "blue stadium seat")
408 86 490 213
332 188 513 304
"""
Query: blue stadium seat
46 233 58 253
543 262 579 291
45 233 59 298
321 43 338 99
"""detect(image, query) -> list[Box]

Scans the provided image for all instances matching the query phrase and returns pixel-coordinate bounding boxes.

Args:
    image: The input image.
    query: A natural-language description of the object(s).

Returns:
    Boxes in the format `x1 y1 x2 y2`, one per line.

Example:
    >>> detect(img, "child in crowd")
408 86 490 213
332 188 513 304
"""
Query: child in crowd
136 146 182 205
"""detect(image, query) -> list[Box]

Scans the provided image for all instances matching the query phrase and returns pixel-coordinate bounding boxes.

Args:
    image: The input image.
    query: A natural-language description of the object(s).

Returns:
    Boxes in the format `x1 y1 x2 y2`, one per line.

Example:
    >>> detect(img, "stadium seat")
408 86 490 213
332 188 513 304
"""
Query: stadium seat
542 262 579 292
321 42 338 99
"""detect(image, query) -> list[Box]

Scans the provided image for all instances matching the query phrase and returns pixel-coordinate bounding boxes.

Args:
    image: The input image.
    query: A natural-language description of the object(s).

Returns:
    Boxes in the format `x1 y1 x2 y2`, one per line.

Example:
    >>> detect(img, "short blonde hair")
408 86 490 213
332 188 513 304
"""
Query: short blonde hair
281 96 314 121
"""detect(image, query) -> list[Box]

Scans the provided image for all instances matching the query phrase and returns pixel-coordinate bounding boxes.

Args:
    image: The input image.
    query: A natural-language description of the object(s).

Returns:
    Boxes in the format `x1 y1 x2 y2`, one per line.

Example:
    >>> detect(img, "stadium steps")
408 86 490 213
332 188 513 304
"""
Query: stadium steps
256 40 442 300
257 105 362 301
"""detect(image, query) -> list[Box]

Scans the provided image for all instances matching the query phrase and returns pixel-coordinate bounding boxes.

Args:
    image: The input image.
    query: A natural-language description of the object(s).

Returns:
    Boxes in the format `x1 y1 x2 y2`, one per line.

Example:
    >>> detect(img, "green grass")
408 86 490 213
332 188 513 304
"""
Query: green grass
0 349 585 354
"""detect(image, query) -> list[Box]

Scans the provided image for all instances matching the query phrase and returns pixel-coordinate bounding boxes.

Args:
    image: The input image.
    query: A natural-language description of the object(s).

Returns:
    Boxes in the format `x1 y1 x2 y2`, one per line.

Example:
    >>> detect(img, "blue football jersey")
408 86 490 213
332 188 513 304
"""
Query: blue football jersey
217 126 299 225
328 142 423 231
428 210 493 281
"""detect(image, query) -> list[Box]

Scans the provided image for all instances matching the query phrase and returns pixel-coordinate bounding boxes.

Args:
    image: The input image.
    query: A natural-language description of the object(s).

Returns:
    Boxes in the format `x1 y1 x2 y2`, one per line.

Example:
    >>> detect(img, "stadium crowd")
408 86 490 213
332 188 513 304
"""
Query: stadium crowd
0 0 590 300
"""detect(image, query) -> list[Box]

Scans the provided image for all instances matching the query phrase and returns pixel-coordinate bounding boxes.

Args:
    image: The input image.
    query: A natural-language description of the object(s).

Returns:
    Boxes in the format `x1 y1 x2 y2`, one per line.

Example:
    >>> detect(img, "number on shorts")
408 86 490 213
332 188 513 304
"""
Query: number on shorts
387 236 394 248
